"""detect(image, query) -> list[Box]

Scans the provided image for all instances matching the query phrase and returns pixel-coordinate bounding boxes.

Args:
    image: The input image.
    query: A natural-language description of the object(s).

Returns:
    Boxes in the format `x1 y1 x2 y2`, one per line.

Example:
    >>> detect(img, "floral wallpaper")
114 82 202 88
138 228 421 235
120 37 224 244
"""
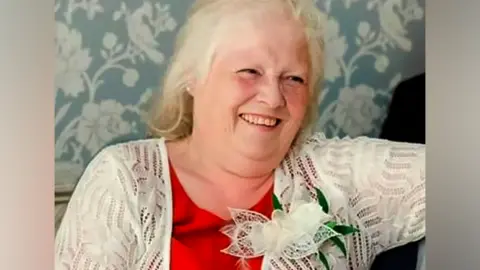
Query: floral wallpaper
54 0 425 192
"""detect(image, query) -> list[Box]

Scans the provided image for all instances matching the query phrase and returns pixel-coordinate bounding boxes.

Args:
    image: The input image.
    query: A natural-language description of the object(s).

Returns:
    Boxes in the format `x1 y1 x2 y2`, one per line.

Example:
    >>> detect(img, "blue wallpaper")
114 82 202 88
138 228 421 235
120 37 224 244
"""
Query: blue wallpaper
54 0 425 190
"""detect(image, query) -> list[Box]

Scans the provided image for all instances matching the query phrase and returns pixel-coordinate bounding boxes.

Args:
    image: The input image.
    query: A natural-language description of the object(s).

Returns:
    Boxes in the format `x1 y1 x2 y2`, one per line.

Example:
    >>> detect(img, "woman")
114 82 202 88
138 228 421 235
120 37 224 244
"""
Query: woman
55 0 425 269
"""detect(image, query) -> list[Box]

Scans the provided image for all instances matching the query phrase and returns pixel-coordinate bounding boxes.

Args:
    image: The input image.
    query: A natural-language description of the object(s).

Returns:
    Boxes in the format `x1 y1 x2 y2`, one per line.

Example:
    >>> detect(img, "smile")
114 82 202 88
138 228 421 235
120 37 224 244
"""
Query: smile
239 113 281 127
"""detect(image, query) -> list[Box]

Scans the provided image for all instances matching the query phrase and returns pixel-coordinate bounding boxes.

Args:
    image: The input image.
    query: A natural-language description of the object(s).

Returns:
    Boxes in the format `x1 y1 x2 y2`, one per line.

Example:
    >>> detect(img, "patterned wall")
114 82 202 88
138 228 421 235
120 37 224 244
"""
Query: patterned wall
54 0 425 192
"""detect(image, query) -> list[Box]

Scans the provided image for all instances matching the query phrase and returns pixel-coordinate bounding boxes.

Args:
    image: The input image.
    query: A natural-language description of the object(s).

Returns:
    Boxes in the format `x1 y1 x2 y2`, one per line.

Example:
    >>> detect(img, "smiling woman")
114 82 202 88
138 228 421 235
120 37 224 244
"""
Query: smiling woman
182 16 310 171
54 0 425 269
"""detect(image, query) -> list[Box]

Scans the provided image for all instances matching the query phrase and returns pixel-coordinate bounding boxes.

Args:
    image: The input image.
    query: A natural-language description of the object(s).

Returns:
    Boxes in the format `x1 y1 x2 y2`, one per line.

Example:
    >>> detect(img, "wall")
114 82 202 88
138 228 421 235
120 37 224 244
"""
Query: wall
54 0 425 194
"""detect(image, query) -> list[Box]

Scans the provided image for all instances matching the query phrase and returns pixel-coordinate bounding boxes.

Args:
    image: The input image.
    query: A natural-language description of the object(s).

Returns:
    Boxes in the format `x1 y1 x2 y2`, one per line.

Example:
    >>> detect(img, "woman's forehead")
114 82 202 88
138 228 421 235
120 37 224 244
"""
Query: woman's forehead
213 30 308 67
215 18 306 54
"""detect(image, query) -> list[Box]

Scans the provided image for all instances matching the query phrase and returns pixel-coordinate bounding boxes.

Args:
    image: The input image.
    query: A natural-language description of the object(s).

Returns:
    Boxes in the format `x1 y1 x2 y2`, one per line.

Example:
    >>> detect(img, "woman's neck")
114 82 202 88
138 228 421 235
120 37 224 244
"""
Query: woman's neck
166 136 275 204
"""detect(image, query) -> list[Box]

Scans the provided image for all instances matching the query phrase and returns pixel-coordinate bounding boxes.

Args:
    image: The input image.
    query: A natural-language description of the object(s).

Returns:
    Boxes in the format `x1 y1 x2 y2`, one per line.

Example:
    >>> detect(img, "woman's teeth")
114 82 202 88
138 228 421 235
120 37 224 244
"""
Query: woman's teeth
240 114 279 127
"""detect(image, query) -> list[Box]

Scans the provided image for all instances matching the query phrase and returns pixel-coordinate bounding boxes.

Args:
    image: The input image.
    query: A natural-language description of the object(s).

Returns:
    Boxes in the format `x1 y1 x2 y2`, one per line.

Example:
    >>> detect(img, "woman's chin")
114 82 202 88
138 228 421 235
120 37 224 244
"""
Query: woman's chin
230 126 295 162
234 141 285 163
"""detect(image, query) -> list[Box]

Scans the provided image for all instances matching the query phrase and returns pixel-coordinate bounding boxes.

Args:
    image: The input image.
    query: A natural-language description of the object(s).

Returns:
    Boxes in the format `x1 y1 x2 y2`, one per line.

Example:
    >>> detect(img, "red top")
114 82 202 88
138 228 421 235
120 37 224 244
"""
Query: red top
169 164 273 270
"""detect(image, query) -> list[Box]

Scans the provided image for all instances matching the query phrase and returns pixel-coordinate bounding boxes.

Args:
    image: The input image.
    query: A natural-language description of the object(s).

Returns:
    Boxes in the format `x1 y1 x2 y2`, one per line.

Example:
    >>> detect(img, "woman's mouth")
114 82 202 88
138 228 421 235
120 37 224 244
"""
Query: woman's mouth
239 113 281 128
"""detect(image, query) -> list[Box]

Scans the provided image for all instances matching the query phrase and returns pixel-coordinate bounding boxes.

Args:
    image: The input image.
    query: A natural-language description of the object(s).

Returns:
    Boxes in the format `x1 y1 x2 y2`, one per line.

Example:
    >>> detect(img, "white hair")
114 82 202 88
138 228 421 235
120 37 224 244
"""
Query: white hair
147 0 327 141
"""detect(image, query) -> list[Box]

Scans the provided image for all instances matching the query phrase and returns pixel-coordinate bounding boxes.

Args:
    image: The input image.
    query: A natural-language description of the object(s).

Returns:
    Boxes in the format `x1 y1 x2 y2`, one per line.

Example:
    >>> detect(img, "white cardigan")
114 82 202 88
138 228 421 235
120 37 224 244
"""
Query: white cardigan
55 133 425 270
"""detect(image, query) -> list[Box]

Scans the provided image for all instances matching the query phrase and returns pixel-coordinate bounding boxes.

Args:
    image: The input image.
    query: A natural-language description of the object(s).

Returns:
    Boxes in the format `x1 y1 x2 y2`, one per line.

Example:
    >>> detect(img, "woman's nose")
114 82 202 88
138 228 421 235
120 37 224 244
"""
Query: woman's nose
256 80 286 108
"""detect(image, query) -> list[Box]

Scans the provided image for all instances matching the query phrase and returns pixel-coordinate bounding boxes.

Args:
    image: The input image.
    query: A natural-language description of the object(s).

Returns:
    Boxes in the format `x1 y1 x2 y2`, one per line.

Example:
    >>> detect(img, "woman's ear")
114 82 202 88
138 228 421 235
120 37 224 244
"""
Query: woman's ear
185 84 195 97
185 76 199 96
184 72 196 96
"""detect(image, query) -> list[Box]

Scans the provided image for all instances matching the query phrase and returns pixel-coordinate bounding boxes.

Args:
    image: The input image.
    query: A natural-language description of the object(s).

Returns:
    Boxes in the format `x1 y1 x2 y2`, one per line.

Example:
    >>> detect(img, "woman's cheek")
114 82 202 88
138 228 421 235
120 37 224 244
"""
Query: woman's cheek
285 86 309 108
235 77 258 96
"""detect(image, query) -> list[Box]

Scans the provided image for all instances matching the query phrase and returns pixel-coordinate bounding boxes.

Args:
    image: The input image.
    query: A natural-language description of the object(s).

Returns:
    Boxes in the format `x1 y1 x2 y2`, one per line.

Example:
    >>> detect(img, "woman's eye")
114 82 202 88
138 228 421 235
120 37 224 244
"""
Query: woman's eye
286 76 305 84
238 69 260 75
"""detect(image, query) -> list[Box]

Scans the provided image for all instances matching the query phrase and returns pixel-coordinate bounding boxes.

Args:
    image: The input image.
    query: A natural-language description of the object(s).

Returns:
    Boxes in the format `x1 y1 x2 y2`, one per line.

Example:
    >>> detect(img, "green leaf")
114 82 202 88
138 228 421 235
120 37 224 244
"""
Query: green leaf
330 236 347 257
272 194 283 210
317 251 330 270
315 188 329 213
325 221 337 228
333 225 360 236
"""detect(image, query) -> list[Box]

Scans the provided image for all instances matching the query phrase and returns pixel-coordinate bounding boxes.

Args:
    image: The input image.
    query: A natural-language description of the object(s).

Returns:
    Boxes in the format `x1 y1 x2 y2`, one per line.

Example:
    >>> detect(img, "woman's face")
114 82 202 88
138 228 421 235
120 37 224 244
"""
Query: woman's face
191 12 311 168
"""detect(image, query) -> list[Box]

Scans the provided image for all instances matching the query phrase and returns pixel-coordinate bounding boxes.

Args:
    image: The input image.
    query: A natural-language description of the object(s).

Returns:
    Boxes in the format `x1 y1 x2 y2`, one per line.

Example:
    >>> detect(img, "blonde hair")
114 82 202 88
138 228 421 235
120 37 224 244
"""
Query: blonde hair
147 0 327 141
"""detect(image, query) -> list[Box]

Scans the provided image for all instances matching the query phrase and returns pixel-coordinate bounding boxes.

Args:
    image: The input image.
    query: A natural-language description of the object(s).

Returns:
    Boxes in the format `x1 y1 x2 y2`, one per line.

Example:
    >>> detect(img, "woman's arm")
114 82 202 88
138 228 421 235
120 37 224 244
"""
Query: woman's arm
351 136 425 253
55 147 143 270
304 133 425 255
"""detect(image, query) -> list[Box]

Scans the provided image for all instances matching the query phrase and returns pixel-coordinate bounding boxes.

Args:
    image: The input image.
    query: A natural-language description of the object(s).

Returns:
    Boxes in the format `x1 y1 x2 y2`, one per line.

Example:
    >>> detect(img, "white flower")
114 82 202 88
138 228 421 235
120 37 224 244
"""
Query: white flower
222 200 339 260
153 3 178 32
55 22 92 97
76 100 132 154
84 0 104 20
333 85 382 137
122 69 139 87
260 201 334 257
374 55 390 73
403 0 424 22
324 18 348 82
162 16 177 32
102 32 117 50
63 0 104 24
357 21 371 39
